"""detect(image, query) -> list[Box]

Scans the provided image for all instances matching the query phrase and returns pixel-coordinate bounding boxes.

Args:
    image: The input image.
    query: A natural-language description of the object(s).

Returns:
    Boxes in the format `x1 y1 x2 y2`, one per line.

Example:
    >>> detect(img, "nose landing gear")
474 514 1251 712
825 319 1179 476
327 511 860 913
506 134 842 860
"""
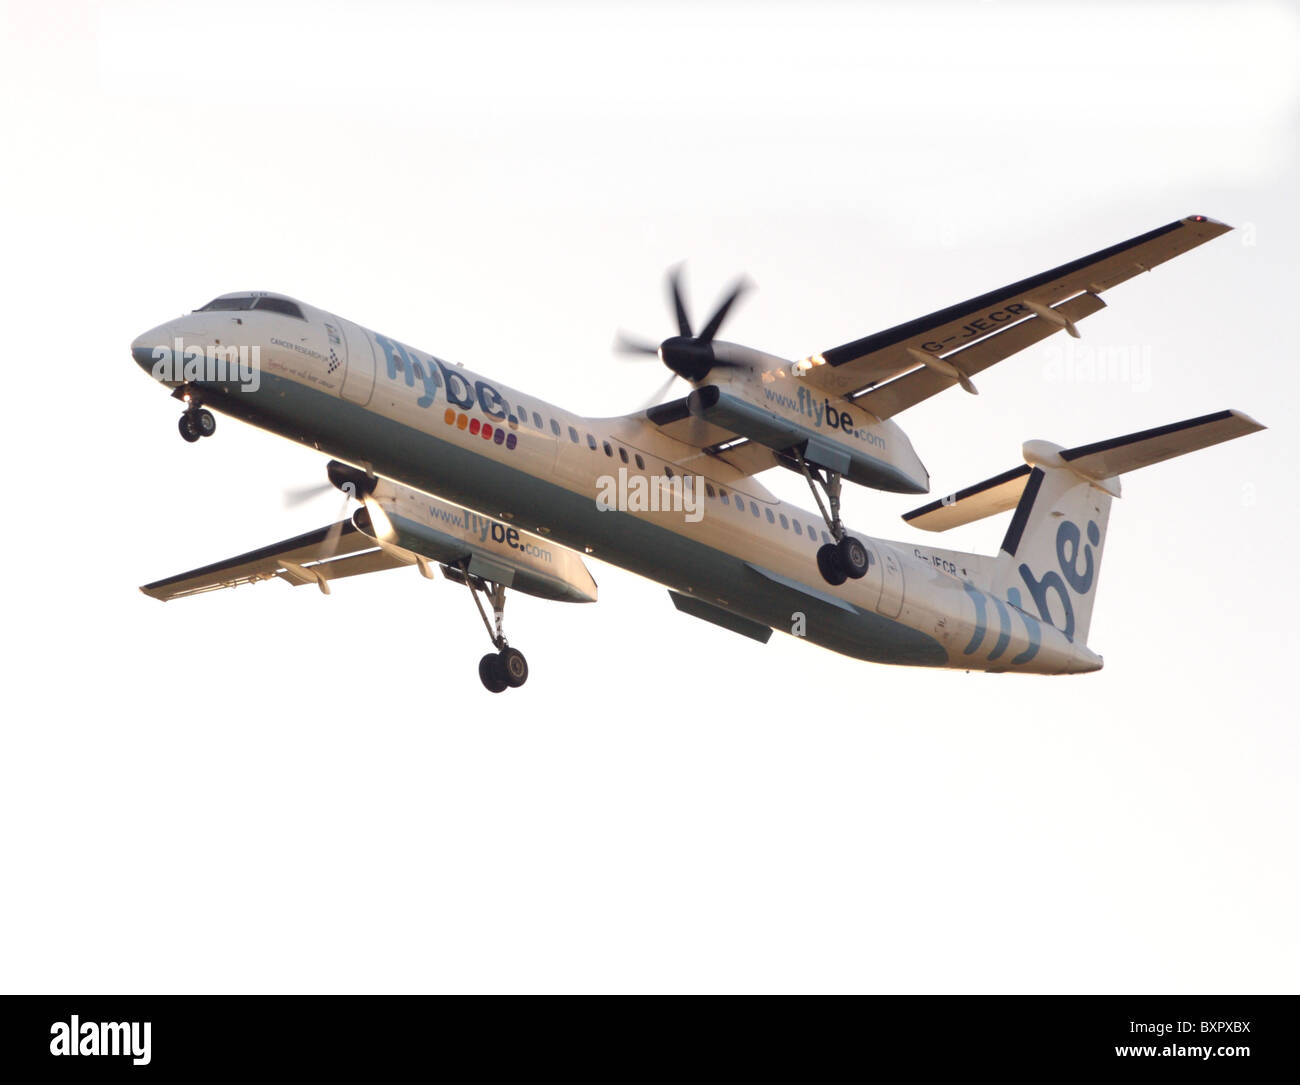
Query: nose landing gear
457 561 529 693
177 400 216 443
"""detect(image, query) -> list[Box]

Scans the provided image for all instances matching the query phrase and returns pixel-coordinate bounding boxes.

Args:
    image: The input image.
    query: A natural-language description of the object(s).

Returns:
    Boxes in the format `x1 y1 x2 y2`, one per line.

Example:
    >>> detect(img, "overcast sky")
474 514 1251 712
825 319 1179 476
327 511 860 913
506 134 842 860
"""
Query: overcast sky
1 0 1297 992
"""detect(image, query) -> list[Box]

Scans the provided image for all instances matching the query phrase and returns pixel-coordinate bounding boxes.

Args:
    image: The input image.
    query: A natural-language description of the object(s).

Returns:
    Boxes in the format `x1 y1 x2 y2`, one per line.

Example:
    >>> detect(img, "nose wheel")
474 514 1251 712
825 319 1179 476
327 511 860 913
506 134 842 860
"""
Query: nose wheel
795 448 871 585
458 562 529 692
178 407 216 442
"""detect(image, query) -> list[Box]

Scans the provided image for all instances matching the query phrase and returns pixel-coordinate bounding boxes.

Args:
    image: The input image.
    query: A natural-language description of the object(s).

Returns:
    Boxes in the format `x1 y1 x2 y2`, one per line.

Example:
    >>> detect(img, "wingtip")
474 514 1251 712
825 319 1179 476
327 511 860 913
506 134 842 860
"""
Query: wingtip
1184 213 1233 231
1227 408 1267 432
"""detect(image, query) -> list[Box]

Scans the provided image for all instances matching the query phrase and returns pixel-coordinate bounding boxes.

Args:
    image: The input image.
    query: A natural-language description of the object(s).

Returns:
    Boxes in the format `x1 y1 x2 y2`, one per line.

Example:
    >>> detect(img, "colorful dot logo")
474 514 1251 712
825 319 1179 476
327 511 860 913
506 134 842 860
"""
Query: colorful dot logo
447 410 517 450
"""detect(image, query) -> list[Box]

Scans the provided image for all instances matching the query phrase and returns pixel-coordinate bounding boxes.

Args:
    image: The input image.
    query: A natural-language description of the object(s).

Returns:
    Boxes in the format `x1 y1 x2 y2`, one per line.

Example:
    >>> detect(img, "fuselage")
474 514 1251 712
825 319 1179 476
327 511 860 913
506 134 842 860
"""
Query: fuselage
131 292 1100 675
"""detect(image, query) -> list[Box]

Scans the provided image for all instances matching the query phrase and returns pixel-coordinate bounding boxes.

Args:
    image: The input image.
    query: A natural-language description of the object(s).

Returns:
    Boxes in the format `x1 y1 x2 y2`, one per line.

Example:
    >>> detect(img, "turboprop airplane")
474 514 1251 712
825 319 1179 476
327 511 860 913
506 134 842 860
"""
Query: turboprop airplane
132 215 1263 691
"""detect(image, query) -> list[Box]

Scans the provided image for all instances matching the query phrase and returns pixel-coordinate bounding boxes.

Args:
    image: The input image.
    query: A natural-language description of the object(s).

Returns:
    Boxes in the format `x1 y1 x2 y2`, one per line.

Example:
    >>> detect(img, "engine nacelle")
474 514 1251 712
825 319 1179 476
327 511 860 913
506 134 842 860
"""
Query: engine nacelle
327 459 378 499
687 384 929 494
351 479 597 603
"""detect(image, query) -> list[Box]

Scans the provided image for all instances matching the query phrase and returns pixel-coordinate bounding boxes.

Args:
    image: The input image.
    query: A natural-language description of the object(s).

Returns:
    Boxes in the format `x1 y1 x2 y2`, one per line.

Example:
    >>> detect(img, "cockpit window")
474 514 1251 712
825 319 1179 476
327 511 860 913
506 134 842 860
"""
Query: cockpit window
198 296 257 311
196 295 305 320
254 297 305 320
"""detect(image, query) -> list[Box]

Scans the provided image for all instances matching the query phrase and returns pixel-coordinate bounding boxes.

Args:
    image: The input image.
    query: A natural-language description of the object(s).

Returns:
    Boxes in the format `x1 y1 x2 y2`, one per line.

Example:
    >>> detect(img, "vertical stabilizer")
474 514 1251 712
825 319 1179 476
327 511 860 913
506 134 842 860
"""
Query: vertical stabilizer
991 465 1112 644
905 410 1264 649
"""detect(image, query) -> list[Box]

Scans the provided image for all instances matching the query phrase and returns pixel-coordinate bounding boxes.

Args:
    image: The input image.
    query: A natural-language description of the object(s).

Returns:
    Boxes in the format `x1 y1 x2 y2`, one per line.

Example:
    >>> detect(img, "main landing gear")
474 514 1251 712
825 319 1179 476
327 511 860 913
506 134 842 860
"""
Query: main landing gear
794 448 871 587
458 561 529 693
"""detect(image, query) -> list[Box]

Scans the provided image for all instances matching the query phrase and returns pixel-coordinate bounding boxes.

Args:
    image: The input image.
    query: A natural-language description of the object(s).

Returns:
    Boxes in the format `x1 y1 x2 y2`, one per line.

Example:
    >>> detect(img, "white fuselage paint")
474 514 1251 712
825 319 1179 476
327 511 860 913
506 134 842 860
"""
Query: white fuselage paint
132 296 1101 675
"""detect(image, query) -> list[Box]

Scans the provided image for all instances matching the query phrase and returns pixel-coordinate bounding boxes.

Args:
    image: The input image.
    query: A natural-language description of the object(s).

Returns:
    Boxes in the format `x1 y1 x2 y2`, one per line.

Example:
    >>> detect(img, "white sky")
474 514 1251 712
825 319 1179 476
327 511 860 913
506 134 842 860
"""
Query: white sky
1 0 1297 992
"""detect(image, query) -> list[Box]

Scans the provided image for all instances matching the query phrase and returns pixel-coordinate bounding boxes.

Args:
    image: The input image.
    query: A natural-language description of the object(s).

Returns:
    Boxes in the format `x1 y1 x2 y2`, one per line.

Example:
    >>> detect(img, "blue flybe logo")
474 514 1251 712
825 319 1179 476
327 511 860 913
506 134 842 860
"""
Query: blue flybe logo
1011 518 1100 642
374 333 515 421
763 384 887 450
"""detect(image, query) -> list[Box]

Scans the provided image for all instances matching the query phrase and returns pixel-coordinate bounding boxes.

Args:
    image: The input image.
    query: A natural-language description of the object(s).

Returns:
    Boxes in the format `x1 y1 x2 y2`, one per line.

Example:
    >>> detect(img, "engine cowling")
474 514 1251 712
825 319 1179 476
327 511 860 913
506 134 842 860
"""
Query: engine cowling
350 479 597 603
687 383 930 494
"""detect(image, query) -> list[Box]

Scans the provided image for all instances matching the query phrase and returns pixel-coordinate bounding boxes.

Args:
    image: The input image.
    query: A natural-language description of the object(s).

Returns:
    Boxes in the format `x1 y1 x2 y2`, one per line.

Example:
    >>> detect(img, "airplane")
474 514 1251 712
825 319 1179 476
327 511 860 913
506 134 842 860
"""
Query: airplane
131 215 1263 691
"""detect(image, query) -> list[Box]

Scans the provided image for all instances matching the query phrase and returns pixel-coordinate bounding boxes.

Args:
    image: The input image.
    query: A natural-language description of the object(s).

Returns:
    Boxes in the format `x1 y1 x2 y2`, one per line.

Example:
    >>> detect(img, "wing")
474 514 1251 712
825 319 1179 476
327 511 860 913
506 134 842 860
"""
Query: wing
643 399 785 479
141 520 419 600
798 215 1232 419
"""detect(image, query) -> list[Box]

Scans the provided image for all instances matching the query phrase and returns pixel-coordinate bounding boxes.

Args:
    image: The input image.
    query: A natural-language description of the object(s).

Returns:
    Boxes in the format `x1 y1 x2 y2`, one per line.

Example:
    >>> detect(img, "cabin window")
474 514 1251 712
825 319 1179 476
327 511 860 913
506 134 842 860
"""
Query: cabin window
634 453 645 470
705 483 715 499
779 513 788 530
733 497 744 513
765 508 775 524
720 491 730 506
603 441 613 457
569 426 579 443
532 411 543 429
793 520 802 536
751 502 760 518
619 447 629 464
586 433 597 451
550 419 561 436
664 465 674 479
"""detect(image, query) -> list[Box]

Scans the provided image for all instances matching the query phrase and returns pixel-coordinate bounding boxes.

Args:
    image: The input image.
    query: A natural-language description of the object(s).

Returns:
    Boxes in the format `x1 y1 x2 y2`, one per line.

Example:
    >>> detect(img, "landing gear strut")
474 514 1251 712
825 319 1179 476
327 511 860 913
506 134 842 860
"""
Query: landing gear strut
794 448 871 586
459 561 529 693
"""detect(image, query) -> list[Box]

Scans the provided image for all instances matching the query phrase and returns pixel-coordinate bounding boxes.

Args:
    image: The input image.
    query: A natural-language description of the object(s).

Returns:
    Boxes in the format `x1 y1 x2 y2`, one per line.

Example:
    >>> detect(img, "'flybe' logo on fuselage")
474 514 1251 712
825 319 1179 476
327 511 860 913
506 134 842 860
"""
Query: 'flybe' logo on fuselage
374 333 517 421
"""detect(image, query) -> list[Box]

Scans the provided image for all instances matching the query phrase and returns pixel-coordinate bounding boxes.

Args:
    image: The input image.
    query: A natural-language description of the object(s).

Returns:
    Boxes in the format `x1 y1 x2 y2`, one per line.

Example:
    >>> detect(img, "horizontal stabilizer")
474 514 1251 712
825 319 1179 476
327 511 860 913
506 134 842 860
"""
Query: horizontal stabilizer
903 409 1264 533
1058 409 1264 480
903 465 1032 532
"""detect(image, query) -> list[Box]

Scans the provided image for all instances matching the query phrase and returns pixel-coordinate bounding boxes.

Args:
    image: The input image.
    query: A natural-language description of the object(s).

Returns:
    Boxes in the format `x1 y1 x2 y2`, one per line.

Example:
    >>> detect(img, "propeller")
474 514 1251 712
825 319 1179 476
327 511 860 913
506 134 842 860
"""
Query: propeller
283 462 378 561
282 480 335 509
615 267 754 394
317 496 352 561
632 371 679 413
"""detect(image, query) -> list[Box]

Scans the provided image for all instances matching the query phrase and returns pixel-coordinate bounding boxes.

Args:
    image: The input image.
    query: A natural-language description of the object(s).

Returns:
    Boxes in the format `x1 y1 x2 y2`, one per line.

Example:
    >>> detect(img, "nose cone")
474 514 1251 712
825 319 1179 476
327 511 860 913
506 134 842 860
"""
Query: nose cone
131 324 172 375
659 335 716 383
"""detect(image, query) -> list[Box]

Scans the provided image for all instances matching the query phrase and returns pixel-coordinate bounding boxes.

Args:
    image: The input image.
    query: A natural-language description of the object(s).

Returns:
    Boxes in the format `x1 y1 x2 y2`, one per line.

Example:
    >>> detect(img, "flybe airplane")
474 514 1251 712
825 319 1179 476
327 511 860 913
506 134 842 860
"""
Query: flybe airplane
132 215 1263 691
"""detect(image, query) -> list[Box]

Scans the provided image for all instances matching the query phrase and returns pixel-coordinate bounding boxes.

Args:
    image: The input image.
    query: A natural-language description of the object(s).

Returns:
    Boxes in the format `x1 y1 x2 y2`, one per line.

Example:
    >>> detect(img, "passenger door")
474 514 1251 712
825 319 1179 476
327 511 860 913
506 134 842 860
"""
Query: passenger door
332 316 376 405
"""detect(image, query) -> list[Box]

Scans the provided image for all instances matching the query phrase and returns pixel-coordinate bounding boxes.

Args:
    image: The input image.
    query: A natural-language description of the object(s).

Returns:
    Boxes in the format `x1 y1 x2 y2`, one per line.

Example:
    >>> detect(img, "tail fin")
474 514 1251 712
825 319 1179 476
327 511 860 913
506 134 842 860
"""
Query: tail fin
904 410 1264 645
991 461 1113 644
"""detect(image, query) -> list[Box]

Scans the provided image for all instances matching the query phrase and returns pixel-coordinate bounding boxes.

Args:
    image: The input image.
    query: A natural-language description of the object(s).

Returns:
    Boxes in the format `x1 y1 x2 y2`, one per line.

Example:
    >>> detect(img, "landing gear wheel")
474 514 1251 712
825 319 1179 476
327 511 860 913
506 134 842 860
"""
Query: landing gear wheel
817 543 847 586
478 653 508 693
461 566 530 692
498 647 528 688
178 413 201 443
795 448 862 587
837 535 870 579
194 408 216 437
